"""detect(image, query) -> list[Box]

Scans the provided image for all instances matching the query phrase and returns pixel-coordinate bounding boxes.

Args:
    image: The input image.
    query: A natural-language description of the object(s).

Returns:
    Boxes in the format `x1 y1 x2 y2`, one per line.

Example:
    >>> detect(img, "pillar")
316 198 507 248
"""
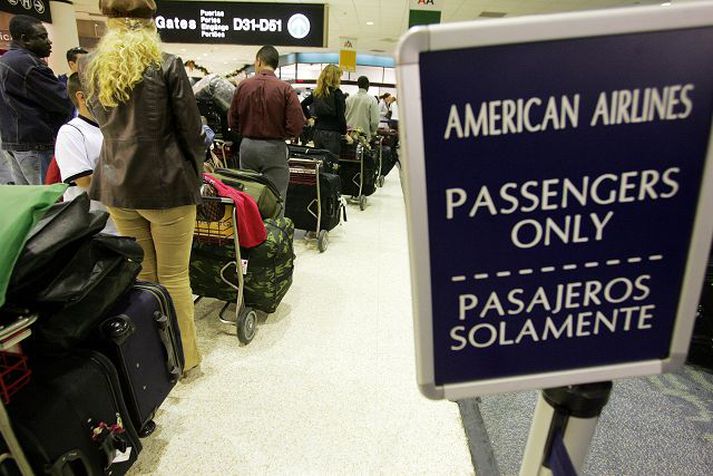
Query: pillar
46 1 79 76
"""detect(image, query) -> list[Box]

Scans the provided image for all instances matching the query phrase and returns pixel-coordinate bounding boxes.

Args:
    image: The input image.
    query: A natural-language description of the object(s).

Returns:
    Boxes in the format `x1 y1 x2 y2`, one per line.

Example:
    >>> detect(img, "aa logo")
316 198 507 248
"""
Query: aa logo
418 0 435 5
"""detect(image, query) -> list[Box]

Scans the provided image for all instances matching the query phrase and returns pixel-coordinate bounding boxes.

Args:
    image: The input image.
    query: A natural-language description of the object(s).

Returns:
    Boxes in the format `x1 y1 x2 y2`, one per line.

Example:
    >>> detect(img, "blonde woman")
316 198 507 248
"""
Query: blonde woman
301 64 346 156
81 0 204 374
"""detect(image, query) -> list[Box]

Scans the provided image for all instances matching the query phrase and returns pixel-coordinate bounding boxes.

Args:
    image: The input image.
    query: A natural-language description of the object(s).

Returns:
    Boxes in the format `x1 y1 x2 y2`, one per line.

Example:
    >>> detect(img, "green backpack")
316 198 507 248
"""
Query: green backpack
214 168 283 219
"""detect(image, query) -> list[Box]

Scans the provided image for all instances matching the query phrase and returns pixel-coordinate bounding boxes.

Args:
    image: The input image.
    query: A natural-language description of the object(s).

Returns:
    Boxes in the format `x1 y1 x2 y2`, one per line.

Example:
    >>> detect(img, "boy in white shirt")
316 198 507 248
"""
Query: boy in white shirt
54 73 117 234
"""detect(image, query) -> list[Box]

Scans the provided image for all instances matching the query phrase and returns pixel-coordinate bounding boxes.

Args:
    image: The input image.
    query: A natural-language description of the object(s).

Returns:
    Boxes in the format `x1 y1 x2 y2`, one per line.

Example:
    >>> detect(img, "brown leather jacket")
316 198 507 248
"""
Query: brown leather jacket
80 53 205 209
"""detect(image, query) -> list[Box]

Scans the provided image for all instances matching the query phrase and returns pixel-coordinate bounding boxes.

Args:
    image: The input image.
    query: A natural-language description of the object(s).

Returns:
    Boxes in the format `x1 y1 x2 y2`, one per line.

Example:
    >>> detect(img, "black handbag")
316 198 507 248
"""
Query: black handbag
31 235 144 352
9 193 108 295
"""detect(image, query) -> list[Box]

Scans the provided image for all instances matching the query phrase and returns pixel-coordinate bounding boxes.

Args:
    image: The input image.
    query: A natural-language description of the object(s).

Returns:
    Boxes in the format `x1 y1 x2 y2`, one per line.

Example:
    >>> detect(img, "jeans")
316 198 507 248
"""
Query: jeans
107 205 201 371
0 148 14 185
4 149 53 185
313 129 342 157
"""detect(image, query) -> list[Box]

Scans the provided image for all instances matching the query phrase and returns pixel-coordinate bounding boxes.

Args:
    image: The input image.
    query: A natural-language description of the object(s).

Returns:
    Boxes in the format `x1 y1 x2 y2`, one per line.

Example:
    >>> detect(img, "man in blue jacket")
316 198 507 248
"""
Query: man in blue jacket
0 15 73 185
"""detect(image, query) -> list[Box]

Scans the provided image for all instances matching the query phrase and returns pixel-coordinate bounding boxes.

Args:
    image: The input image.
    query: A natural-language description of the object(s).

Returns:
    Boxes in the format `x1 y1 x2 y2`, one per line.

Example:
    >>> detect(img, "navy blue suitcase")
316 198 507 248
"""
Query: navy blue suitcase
97 282 184 437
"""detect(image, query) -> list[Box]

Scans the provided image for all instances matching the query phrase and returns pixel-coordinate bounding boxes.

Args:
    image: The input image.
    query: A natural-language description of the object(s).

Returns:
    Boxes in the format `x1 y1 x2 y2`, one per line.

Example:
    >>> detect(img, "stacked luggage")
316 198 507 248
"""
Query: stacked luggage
0 186 186 474
339 131 380 210
189 170 295 343
377 127 400 180
286 145 346 252
194 74 241 168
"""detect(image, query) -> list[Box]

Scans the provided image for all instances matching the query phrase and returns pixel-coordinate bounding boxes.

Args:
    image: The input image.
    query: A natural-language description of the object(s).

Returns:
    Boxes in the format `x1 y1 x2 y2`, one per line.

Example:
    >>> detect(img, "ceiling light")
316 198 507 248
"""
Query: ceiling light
366 21 375 26
661 2 671 5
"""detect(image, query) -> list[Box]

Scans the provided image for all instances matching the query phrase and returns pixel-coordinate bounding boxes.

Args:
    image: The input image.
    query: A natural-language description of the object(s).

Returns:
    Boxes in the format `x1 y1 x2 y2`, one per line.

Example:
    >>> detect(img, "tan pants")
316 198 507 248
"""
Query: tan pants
108 205 201 371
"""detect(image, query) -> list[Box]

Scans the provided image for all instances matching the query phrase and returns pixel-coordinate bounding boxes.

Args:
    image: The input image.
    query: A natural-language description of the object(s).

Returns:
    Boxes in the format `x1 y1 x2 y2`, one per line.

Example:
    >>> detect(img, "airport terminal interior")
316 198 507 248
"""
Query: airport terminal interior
1 0 713 475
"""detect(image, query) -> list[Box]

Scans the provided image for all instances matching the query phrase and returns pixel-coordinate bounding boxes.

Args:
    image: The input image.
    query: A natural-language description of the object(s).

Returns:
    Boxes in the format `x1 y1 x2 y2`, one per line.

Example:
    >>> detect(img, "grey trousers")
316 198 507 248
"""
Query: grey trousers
239 138 289 213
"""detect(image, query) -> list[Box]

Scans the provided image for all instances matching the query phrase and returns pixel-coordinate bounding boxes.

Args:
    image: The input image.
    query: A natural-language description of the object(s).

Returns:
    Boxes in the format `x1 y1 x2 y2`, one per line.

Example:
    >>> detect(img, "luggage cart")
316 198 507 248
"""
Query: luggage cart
288 157 330 252
340 130 379 210
190 194 258 344
372 136 385 188
0 314 36 476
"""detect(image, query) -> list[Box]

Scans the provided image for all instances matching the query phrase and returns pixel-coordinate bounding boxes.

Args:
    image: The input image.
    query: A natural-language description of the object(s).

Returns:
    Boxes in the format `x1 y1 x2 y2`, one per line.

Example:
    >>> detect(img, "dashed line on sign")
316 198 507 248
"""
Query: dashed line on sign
453 254 663 282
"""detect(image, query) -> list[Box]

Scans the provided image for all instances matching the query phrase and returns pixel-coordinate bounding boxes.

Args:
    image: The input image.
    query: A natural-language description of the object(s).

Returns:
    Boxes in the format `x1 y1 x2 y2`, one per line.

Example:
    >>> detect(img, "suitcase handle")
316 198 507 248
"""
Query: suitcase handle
154 312 182 384
46 449 92 476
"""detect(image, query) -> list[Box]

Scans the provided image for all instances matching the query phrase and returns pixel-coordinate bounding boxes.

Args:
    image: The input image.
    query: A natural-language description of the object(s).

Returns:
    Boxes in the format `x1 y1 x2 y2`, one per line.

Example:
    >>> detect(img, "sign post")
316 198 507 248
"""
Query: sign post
396 3 713 400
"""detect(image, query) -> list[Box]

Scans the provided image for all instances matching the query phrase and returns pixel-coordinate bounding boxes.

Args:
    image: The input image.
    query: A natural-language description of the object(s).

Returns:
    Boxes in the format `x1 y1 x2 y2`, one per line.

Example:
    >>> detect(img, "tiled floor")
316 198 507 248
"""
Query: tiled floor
128 170 473 474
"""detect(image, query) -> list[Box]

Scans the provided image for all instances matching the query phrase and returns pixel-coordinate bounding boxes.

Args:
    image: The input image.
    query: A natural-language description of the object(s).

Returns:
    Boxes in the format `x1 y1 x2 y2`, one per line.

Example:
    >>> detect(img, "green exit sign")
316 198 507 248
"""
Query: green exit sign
409 9 441 28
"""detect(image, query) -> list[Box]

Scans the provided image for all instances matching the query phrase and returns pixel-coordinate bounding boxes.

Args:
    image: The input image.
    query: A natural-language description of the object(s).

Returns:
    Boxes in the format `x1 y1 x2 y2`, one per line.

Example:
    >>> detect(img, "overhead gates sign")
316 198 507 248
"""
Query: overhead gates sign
1 0 52 23
154 1 327 47
396 4 713 399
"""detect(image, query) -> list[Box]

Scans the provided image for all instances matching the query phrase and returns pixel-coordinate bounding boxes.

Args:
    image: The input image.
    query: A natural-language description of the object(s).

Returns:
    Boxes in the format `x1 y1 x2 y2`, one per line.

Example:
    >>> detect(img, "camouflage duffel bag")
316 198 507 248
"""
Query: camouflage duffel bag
189 239 239 303
242 217 295 314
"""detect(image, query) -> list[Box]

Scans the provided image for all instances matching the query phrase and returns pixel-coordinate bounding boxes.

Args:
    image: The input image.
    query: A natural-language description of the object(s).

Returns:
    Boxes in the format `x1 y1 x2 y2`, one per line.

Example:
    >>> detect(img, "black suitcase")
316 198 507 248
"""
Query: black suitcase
339 147 378 198
8 352 142 475
287 145 339 174
97 282 185 436
286 172 343 232
380 145 397 177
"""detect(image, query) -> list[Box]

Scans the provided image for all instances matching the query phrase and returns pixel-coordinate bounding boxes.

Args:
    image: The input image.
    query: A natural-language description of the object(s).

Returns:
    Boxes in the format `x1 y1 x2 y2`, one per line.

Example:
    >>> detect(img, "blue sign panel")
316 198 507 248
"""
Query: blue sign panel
417 27 713 387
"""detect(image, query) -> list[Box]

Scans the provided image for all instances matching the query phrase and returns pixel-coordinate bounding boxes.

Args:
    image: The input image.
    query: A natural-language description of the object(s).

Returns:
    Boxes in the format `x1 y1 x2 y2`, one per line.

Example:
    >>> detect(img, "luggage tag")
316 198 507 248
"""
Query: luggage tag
112 446 132 464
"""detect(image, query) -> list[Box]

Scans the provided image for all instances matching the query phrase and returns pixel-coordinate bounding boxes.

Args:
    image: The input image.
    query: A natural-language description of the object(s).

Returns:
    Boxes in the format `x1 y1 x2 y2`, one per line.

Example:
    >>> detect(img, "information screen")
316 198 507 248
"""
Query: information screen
155 1 326 47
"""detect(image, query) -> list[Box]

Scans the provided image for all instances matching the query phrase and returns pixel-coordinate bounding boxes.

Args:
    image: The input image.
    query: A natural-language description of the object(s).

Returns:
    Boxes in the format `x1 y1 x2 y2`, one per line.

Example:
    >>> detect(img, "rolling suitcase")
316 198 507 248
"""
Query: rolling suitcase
380 145 397 177
97 282 185 437
286 170 343 233
8 352 142 475
339 142 378 198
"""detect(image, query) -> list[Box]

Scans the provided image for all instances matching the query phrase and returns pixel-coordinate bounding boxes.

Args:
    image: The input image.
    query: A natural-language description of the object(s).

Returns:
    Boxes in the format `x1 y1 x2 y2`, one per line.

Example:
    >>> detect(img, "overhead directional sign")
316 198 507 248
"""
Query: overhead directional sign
396 4 713 399
1 0 52 23
154 1 327 47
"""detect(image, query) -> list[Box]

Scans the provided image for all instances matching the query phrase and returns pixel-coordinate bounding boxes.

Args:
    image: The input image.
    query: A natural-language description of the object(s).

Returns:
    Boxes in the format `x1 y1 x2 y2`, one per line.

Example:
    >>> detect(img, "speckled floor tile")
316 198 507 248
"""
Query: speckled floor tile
127 171 472 474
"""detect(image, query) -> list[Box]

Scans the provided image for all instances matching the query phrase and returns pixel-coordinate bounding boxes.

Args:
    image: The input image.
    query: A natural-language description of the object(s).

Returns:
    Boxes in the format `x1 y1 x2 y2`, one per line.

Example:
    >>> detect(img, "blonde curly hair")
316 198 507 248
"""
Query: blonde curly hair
314 64 342 98
84 18 163 108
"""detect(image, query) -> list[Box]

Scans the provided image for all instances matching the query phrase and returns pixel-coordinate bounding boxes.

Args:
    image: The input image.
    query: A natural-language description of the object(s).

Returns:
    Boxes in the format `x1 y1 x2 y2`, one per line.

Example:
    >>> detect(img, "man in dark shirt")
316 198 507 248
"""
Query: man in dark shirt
228 45 304 206
0 15 73 185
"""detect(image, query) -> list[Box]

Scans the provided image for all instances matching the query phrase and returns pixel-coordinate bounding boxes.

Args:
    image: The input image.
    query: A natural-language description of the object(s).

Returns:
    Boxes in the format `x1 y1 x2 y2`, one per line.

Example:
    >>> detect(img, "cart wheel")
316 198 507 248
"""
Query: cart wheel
359 195 367 211
139 420 157 438
378 175 385 188
237 308 257 344
317 230 329 252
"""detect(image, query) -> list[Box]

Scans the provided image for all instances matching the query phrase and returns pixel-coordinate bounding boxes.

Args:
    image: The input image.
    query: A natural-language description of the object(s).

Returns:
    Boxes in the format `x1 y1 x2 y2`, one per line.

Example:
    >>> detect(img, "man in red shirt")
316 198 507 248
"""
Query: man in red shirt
228 45 305 208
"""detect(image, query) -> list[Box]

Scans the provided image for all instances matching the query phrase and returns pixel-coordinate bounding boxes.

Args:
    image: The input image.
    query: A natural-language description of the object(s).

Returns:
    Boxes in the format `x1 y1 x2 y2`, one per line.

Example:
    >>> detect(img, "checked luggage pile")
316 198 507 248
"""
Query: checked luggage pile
0 185 184 475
